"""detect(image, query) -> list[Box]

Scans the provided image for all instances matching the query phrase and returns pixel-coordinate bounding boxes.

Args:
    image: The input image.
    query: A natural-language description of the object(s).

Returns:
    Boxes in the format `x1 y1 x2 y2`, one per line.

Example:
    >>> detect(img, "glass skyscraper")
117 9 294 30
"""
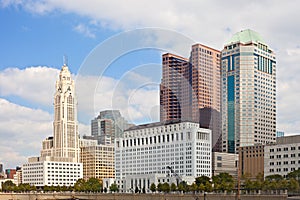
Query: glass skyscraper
221 29 276 153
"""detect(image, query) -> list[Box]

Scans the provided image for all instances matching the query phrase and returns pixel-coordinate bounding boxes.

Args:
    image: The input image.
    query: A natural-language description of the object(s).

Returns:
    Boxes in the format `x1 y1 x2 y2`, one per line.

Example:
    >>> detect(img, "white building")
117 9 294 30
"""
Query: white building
115 121 211 192
22 64 82 187
22 161 82 187
265 135 300 178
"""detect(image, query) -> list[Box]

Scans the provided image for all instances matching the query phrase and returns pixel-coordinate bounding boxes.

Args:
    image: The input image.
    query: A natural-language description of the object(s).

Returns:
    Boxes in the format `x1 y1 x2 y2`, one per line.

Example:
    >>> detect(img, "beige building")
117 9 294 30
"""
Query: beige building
81 144 114 180
212 152 238 179
239 144 264 180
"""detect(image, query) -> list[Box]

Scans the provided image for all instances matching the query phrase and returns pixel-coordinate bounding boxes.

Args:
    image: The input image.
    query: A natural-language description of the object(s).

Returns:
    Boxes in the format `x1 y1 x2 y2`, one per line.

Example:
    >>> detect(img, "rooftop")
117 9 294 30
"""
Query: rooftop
226 29 265 45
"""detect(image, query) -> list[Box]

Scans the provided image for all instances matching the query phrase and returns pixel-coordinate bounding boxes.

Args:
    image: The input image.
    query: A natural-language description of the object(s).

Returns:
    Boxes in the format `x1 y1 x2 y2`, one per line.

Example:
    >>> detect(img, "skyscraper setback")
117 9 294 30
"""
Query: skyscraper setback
221 29 276 153
160 44 221 151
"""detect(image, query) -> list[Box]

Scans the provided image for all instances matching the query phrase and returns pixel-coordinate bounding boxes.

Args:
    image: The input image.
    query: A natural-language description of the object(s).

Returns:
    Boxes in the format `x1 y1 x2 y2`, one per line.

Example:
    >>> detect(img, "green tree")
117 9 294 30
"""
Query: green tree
109 183 119 193
150 183 156 193
157 183 163 192
195 176 211 186
287 169 300 181
212 172 235 192
177 181 188 193
189 183 198 193
265 174 283 182
170 183 177 192
288 178 300 192
1 180 16 192
74 178 86 192
162 183 170 193
86 178 102 192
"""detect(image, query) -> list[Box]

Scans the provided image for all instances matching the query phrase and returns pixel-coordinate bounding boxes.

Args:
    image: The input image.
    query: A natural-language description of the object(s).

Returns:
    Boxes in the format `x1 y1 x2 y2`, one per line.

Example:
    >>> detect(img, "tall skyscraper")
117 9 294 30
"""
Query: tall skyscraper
160 44 221 151
52 64 79 162
23 63 82 187
221 29 276 153
189 44 221 151
160 53 190 122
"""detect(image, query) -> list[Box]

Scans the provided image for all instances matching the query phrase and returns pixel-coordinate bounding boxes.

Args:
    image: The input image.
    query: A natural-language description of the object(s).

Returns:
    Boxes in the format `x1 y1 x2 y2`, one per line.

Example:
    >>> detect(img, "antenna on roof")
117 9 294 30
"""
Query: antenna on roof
63 55 68 66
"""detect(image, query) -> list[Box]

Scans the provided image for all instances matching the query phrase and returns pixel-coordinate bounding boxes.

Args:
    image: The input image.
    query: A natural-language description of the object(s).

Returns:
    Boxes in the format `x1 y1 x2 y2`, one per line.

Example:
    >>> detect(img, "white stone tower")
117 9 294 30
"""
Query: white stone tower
52 64 80 162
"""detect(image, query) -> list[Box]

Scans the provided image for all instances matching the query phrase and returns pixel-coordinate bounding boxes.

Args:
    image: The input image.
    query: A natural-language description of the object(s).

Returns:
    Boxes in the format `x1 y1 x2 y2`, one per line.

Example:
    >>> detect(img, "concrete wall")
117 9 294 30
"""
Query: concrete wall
0 193 287 200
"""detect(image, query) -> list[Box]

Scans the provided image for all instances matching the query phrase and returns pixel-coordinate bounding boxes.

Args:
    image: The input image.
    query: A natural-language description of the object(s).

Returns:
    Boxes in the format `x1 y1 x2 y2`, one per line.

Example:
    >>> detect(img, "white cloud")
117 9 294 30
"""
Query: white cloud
73 23 96 38
0 66 59 106
0 98 52 168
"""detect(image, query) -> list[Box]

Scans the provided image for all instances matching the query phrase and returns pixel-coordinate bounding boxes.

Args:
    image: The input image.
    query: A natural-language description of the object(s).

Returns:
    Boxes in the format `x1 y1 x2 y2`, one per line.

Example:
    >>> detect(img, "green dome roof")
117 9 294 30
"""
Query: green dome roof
226 29 265 45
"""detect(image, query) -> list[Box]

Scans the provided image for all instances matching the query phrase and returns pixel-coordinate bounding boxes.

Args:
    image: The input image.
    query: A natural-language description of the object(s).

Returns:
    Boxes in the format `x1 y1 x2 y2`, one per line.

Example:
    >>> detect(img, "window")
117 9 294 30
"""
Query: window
217 163 222 167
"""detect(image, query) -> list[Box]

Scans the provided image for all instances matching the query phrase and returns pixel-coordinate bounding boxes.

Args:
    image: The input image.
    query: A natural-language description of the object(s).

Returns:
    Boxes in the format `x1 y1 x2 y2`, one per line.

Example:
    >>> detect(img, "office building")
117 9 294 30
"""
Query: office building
22 63 83 187
239 144 264 180
160 44 221 151
91 110 131 144
160 53 190 121
221 29 276 153
264 135 300 178
80 144 115 180
212 152 238 178
276 130 285 137
190 44 221 151
115 121 211 192
5 169 16 179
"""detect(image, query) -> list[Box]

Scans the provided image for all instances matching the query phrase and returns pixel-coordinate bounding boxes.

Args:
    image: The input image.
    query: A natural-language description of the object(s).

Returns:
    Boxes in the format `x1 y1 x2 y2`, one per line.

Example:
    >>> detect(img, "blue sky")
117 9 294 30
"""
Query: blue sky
1 0 300 168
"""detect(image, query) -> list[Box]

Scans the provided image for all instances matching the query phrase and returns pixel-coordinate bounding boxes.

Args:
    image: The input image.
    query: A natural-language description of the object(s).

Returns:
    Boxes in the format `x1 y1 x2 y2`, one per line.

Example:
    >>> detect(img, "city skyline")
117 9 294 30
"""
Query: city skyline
1 1 300 169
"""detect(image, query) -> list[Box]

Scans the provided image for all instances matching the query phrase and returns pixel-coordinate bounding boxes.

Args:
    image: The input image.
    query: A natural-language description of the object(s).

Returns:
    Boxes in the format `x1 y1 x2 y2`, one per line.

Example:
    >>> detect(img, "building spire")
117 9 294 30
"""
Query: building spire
63 55 68 66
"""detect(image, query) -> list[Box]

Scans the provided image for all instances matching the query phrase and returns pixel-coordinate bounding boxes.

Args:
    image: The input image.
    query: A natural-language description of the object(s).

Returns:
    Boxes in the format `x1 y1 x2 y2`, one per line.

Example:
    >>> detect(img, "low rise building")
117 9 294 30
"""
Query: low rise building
265 135 300 178
212 152 238 178
115 120 211 192
239 144 264 180
22 160 82 187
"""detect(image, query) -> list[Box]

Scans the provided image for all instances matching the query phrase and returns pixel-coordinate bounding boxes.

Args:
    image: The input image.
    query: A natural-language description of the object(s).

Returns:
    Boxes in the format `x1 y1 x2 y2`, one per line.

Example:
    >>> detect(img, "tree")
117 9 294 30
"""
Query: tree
157 183 163 192
150 183 156 193
74 178 86 192
288 178 300 192
189 183 198 193
212 172 235 192
1 180 16 192
265 174 283 182
195 176 211 186
86 178 102 192
177 181 188 193
195 175 212 192
170 183 177 192
287 169 300 181
161 183 170 193
109 183 119 193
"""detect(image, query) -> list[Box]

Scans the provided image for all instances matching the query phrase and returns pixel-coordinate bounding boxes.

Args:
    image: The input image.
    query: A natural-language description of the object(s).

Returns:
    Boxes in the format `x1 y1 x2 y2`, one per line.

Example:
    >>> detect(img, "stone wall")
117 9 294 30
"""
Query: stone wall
0 193 287 200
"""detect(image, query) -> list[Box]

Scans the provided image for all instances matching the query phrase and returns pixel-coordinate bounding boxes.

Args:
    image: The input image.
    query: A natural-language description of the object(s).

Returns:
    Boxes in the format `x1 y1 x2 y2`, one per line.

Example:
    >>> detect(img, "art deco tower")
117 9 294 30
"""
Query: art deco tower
52 64 80 162
221 29 276 153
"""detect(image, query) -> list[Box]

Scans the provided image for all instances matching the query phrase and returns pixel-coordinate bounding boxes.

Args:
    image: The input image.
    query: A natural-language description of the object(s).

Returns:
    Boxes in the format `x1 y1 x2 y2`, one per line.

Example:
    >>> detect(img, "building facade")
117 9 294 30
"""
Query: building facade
239 144 264 180
160 44 221 152
91 110 131 144
221 29 276 153
22 161 82 187
264 135 300 178
115 121 211 192
212 152 238 178
22 64 83 187
80 144 115 180
160 53 190 122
